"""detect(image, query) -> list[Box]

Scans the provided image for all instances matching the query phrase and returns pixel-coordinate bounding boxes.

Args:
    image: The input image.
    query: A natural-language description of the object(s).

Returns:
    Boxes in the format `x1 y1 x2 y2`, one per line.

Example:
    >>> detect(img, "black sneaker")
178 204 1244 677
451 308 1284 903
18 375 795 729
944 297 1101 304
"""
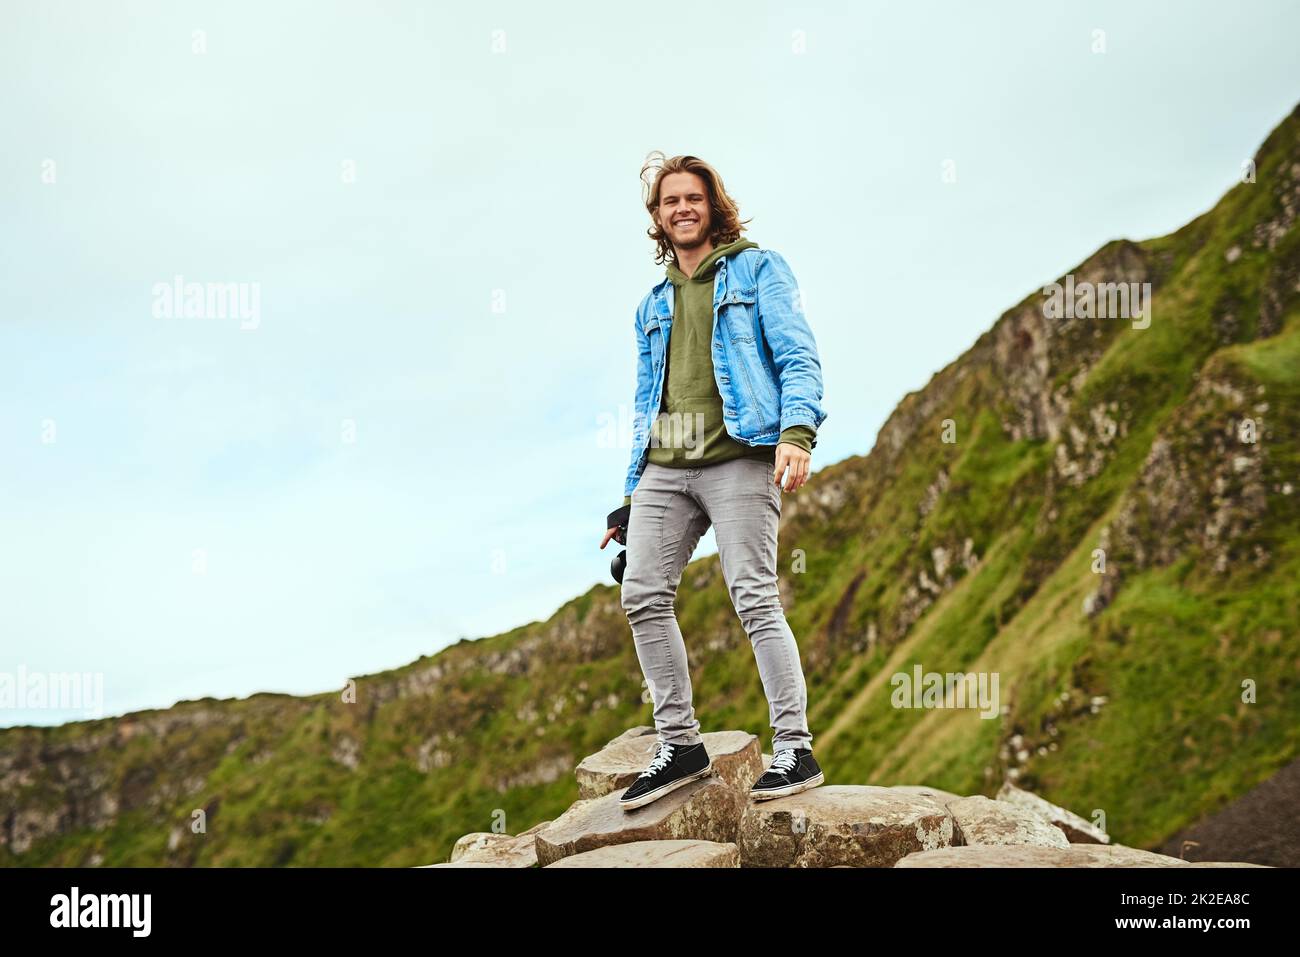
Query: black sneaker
619 740 713 810
749 747 824 801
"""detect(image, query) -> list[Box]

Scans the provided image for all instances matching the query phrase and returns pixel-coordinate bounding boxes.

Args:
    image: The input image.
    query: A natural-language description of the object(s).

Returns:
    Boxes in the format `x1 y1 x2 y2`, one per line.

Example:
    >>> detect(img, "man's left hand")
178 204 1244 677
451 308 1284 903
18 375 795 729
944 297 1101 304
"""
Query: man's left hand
773 442 811 493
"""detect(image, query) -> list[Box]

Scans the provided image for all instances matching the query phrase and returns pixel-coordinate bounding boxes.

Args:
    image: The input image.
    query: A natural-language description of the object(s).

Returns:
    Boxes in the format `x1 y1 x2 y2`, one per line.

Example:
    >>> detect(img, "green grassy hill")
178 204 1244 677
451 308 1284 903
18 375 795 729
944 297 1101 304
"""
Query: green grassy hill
3 105 1297 867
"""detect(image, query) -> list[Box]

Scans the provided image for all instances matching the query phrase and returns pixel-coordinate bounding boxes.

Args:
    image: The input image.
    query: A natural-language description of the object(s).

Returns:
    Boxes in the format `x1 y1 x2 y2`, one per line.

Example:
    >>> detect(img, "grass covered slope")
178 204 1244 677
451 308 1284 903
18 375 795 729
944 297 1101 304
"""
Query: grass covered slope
2 106 1297 867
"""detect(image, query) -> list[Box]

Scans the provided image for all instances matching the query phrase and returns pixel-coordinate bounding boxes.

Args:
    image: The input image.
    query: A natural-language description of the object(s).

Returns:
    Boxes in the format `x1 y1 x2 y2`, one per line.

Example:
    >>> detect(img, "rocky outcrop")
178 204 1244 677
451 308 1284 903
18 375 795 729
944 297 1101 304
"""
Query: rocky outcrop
946 795 1070 848
0 698 298 855
896 844 1198 867
574 726 763 800
533 777 746 867
737 785 955 867
1101 374 1277 592
995 781 1111 844
423 728 1271 867
891 784 964 805
419 820 553 868
992 240 1150 446
544 839 740 868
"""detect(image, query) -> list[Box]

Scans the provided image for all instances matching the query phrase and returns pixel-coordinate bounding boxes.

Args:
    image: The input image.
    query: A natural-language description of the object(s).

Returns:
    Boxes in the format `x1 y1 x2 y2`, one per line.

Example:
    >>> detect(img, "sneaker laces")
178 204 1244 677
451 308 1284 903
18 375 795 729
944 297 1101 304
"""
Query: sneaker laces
639 742 675 778
770 749 799 774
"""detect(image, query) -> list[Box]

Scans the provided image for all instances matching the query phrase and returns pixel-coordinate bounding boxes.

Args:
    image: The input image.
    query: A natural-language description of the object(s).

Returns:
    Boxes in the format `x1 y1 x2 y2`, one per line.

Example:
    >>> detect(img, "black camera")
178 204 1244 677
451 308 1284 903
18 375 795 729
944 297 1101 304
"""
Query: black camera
606 503 632 584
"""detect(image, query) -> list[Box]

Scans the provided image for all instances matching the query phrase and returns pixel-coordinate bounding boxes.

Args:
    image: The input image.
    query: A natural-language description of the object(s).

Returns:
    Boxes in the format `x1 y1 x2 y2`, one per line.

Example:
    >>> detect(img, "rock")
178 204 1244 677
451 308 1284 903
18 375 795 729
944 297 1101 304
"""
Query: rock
947 794 1070 848
575 728 763 799
437 820 551 867
418 859 519 868
890 784 964 807
426 736 1272 869
533 777 746 866
596 726 658 748
995 781 1110 843
896 844 1189 867
737 785 955 867
544 839 740 868
1186 861 1272 867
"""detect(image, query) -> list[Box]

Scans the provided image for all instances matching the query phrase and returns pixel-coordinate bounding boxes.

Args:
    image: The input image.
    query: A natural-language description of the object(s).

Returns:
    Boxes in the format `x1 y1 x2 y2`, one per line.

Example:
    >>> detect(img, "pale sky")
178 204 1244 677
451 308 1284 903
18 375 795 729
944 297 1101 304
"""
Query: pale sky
3 0 1299 726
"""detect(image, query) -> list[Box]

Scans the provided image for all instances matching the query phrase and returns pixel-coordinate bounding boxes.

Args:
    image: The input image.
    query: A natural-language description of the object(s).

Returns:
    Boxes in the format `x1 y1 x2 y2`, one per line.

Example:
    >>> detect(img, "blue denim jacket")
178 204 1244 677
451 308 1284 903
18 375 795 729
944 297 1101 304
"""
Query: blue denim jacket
624 246 827 499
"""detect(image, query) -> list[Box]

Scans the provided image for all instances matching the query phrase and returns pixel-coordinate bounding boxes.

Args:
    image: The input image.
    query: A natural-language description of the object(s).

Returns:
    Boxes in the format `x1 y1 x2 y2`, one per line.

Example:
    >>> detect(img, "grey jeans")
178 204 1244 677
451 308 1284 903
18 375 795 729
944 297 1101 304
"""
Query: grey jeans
619 456 813 754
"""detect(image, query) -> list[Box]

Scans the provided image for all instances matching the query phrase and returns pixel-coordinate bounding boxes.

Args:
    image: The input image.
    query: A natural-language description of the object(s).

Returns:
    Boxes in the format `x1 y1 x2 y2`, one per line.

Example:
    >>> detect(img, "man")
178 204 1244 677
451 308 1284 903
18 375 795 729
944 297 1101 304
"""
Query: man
599 153 828 810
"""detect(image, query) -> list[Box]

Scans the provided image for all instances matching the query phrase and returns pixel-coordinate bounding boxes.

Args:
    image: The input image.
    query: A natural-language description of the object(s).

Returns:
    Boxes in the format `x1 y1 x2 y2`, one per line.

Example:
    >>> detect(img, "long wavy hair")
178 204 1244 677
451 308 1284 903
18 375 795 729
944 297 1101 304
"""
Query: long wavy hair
640 152 753 266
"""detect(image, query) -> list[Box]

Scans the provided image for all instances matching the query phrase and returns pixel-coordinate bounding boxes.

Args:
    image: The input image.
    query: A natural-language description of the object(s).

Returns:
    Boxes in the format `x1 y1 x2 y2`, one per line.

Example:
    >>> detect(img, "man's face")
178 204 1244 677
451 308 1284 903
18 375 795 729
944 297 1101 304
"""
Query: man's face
656 171 712 252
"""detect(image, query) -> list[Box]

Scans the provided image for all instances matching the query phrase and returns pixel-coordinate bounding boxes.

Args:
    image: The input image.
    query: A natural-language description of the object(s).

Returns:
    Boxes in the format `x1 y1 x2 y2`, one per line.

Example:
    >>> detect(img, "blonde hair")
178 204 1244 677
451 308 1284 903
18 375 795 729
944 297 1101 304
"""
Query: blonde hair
640 151 753 265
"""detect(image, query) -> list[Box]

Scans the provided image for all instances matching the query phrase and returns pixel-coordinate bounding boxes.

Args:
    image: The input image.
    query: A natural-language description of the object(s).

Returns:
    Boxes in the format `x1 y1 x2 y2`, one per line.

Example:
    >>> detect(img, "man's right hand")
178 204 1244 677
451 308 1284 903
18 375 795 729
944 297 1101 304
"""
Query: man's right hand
601 503 632 549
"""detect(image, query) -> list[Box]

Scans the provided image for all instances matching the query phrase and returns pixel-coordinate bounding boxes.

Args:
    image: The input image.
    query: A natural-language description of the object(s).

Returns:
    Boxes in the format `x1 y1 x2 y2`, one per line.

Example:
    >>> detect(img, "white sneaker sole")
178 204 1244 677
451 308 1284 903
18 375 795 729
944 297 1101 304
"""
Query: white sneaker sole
619 760 714 811
749 770 824 801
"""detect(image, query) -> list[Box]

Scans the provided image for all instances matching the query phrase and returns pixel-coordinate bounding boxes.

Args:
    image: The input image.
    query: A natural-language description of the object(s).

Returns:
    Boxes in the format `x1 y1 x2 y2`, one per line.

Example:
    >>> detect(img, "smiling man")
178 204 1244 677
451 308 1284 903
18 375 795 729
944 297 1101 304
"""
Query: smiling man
600 153 828 810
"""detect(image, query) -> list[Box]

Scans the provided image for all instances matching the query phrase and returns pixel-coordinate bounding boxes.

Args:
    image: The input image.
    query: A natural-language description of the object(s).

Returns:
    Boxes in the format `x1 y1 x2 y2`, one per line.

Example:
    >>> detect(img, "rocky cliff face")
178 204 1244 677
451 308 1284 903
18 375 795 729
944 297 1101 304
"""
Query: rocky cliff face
3 105 1298 868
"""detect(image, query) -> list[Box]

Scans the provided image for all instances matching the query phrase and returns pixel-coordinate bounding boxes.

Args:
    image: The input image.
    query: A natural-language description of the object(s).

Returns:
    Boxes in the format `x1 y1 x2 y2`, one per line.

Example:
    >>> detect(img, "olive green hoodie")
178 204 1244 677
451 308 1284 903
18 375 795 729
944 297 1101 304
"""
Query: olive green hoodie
621 238 816 506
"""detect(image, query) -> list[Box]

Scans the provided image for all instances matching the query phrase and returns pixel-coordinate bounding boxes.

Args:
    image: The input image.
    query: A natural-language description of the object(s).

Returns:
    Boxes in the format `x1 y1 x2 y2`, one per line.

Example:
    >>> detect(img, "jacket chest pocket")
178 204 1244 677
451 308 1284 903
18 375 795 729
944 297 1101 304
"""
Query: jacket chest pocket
644 319 666 362
718 286 776 419
719 287 759 344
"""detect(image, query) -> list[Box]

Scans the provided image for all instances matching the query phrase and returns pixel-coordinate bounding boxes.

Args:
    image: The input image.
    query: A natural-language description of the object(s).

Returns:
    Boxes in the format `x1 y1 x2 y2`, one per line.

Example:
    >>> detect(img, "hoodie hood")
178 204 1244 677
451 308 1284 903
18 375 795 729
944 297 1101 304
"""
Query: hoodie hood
666 237 759 285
